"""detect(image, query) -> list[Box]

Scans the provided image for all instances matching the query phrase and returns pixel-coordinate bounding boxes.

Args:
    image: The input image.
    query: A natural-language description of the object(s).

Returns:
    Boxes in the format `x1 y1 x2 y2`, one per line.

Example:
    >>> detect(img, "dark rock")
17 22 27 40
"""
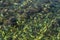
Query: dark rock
10 17 17 22
0 22 3 25
57 19 60 25
10 17 17 26
37 5 43 12
50 4 55 8
7 37 12 40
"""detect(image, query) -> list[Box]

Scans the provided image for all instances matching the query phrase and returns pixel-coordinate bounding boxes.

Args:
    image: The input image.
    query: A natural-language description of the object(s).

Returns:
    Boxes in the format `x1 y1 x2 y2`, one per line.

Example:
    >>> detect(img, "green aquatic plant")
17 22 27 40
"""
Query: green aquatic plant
0 0 60 40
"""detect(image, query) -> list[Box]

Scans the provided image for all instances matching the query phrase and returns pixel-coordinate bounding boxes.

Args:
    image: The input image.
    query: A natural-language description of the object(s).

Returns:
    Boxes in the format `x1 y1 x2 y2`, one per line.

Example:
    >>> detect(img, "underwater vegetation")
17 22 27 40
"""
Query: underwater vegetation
0 0 60 40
